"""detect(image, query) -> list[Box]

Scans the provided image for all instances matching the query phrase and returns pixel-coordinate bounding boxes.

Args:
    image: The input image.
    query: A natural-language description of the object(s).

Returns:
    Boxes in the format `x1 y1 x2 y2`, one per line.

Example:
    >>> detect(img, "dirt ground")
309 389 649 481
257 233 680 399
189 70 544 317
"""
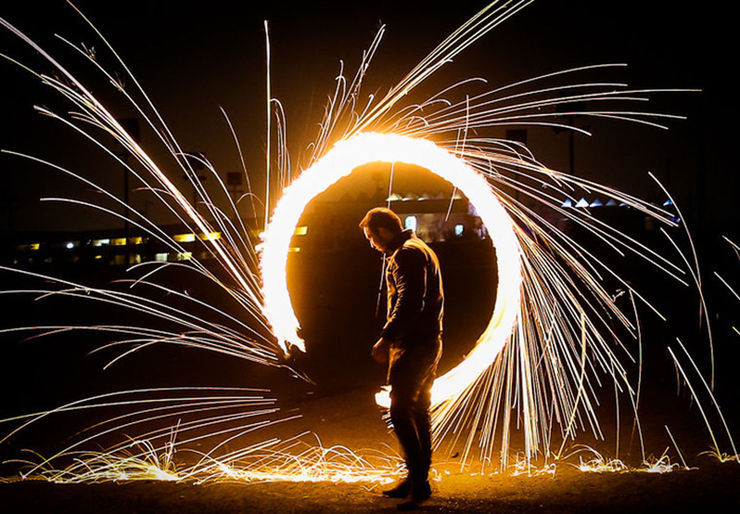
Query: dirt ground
1 463 739 513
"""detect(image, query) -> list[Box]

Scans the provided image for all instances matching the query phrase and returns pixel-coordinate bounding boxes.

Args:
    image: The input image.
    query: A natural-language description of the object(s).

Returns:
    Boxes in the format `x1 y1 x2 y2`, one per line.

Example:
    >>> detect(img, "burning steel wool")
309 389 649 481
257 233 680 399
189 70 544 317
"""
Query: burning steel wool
0 0 736 486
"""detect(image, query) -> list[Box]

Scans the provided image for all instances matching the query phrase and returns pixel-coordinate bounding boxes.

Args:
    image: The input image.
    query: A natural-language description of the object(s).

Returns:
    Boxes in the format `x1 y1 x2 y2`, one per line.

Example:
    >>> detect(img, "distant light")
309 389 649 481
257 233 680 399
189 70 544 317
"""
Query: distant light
294 226 308 236
94 255 102 260
199 232 222 241
575 198 589 208
404 215 417 231
561 199 573 208
663 199 674 207
177 252 193 261
92 238 110 247
155 253 169 262
606 199 618 207
288 247 301 253
173 233 196 243
455 224 464 236
29 243 40 251
66 242 75 249
590 199 604 207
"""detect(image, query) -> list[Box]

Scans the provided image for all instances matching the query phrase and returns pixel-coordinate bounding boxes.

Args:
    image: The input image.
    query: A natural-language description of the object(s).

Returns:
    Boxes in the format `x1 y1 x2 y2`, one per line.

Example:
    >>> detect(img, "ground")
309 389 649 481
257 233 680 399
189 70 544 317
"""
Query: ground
2 463 739 513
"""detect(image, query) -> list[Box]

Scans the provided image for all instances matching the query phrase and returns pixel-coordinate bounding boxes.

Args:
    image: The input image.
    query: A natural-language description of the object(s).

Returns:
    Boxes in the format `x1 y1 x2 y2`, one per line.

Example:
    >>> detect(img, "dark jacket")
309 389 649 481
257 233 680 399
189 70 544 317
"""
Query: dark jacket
381 229 444 345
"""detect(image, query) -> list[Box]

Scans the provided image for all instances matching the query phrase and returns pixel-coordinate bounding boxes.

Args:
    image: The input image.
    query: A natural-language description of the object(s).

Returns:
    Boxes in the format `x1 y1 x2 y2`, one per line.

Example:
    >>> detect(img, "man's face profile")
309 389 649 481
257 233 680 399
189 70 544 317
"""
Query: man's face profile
363 226 392 253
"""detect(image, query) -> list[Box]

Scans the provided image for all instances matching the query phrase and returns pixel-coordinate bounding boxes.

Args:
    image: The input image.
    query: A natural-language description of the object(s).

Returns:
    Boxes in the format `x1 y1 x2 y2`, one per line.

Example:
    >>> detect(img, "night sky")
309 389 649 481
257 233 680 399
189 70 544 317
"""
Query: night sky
0 1 735 236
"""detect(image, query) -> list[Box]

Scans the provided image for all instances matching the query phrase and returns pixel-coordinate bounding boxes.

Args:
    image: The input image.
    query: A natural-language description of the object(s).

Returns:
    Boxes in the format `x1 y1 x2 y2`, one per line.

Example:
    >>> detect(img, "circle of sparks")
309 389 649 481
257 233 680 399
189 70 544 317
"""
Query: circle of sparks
260 132 523 408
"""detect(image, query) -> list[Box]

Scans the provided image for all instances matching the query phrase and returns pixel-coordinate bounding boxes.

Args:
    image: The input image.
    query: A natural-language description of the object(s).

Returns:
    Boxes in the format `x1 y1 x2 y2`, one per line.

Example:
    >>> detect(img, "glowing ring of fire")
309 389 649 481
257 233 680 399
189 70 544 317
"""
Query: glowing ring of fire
261 132 522 408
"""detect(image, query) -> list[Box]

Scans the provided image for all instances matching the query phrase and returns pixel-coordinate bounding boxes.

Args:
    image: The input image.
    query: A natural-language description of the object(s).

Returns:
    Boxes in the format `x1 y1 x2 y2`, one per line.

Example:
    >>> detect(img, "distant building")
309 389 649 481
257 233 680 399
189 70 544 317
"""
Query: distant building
294 191 489 254
2 192 490 267
2 224 239 269
3 189 675 269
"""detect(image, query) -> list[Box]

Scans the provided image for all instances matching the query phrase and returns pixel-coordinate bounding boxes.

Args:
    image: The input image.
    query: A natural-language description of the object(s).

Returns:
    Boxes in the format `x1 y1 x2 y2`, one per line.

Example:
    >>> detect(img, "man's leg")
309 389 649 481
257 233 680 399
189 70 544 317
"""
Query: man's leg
413 335 441 485
401 337 441 507
413 376 433 484
389 387 423 484
385 340 440 503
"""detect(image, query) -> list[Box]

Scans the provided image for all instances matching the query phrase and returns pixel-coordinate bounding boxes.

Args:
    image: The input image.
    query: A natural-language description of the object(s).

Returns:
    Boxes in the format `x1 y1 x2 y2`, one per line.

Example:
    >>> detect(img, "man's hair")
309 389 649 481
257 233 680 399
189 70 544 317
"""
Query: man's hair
359 207 403 235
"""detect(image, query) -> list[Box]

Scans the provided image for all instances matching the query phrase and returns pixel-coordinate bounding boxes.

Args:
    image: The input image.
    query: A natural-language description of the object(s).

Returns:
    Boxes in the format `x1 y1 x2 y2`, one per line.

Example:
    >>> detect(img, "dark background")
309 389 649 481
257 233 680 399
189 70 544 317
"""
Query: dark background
0 1 736 232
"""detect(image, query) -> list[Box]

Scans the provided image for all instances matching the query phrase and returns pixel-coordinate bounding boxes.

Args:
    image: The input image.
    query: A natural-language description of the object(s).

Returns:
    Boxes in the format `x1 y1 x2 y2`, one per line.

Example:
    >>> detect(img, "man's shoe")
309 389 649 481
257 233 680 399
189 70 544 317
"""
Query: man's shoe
382 479 411 498
412 480 432 501
396 481 432 510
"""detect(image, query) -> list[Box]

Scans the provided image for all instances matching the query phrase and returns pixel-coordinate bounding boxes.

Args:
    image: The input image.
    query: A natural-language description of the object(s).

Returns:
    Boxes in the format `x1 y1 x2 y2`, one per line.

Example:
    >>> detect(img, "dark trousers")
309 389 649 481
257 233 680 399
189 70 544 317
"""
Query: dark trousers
388 335 442 485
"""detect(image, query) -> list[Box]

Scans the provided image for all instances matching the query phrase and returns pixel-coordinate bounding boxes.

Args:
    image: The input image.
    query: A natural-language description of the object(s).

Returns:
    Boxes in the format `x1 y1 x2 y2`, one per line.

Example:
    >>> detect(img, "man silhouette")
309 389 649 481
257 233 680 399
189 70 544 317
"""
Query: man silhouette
360 207 444 508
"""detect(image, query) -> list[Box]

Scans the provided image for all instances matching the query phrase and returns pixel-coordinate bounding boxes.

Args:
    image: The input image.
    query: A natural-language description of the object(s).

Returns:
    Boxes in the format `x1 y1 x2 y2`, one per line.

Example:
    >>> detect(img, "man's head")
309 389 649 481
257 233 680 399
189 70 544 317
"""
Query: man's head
359 207 404 253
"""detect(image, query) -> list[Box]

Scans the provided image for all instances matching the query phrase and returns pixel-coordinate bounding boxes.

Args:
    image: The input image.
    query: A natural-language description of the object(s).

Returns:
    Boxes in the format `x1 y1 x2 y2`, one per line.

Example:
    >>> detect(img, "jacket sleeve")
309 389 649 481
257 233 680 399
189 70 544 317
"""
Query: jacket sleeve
381 247 427 341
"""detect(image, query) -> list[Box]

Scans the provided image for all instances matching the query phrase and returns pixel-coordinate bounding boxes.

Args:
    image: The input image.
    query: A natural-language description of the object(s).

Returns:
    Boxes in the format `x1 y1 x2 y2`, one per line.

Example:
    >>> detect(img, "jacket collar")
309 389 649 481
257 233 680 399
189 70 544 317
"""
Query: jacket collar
387 229 415 254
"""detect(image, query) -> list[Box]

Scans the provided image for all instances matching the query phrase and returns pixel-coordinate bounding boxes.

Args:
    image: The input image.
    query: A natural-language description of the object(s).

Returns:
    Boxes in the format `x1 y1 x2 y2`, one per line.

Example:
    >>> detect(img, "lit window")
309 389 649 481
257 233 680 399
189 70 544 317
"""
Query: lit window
92 239 110 247
129 254 142 265
454 224 464 236
294 226 308 236
111 238 127 246
200 232 222 241
111 255 126 266
173 233 196 243
29 243 40 251
155 253 169 262
288 247 301 253
128 236 144 245
404 216 417 232
94 255 102 260
177 252 193 261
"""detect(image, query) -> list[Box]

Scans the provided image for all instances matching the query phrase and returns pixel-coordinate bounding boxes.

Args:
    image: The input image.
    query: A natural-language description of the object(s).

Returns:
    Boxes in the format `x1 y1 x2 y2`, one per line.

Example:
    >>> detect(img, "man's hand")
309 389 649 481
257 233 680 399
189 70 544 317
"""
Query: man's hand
371 337 391 364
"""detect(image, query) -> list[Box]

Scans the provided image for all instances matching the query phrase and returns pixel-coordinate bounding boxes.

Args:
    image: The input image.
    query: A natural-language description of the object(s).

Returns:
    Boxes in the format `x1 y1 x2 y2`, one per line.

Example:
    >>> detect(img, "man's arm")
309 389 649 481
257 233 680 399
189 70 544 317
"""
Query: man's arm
381 247 427 342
